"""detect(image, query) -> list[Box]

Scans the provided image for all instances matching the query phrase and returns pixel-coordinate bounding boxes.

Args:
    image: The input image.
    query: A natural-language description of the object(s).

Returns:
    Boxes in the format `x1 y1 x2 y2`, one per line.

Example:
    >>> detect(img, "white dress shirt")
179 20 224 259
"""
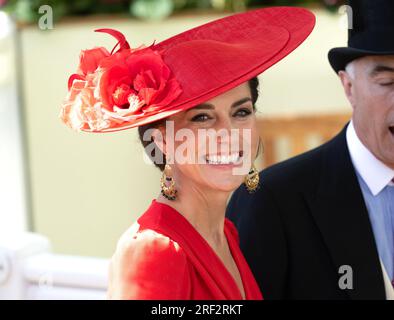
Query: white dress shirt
346 121 394 194
346 120 394 300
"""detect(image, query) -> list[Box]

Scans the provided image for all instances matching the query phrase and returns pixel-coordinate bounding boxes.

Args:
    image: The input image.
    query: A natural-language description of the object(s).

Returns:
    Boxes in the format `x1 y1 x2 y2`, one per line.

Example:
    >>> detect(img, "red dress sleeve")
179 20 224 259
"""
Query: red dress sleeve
107 227 191 300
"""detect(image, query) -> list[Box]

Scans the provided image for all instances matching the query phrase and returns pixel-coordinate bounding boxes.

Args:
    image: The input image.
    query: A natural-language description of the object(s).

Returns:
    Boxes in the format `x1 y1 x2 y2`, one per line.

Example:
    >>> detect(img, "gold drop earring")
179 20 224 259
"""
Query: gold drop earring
244 139 262 193
244 162 260 193
160 163 177 200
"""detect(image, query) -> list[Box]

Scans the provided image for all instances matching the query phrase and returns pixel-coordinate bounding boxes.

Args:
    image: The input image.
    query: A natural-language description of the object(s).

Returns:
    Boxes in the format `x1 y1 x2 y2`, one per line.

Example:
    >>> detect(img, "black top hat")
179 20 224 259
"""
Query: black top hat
328 0 394 73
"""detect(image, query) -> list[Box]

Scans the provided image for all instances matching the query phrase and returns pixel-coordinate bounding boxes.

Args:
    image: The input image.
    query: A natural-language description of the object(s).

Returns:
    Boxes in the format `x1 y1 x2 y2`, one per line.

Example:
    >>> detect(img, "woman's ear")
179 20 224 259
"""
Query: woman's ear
151 126 167 157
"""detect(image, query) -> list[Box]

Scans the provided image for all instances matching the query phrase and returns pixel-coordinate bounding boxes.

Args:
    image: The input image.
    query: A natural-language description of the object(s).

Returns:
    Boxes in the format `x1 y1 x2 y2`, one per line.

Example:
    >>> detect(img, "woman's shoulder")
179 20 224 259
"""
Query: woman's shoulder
114 222 187 264
107 222 190 299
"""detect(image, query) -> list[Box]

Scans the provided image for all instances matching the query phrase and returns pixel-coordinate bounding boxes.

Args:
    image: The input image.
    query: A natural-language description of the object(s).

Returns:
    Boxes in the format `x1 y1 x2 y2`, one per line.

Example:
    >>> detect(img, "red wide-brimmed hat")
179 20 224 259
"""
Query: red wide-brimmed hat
59 6 315 133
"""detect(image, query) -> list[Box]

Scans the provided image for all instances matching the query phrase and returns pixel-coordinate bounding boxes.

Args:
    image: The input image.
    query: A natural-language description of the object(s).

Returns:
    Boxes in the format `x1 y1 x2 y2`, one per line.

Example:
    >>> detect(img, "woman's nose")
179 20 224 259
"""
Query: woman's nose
215 121 238 146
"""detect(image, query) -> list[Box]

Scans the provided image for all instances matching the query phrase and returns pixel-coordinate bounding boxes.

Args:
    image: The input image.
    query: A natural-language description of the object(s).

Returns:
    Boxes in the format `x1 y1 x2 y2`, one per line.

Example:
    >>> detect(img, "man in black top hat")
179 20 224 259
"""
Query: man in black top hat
226 0 394 299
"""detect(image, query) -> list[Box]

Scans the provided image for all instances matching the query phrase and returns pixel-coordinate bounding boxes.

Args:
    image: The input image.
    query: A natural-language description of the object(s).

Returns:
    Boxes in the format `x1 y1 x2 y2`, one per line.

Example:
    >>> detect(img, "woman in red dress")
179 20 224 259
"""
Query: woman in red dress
59 7 315 300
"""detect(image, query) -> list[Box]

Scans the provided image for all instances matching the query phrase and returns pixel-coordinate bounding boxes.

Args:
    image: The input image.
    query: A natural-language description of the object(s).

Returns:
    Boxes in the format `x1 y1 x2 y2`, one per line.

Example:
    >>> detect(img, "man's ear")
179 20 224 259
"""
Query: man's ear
338 70 356 108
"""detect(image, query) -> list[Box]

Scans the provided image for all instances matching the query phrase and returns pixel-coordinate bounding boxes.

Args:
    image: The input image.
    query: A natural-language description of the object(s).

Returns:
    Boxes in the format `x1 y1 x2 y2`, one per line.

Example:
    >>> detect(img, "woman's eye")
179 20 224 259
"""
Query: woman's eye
191 114 211 122
234 108 252 117
380 82 394 86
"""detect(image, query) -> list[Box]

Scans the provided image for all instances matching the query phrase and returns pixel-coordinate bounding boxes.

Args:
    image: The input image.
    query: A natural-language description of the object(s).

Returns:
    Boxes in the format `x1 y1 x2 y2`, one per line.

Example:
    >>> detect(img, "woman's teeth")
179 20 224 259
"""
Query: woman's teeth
205 152 241 165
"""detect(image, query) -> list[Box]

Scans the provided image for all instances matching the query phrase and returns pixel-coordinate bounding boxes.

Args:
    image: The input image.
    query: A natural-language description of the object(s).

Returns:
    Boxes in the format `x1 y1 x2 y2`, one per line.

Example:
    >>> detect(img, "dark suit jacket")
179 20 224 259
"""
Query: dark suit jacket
226 124 387 300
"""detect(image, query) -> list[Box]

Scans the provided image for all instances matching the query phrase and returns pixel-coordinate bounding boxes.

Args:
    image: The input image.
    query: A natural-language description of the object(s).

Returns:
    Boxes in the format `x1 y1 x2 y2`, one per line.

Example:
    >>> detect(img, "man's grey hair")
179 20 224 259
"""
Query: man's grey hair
345 61 356 79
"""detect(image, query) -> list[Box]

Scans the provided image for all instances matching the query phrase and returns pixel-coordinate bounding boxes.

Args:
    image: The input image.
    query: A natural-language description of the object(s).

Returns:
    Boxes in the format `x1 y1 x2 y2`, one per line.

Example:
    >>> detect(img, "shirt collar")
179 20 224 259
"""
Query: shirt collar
346 120 394 196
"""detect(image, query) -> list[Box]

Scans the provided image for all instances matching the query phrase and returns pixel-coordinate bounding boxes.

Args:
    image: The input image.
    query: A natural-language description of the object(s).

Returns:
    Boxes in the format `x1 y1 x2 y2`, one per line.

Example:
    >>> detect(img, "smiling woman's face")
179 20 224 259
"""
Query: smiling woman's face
157 81 259 193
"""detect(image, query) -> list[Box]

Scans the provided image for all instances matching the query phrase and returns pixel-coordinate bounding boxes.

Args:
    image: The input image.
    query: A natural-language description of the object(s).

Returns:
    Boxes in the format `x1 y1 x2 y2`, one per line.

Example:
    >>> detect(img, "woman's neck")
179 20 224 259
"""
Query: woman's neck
156 175 231 247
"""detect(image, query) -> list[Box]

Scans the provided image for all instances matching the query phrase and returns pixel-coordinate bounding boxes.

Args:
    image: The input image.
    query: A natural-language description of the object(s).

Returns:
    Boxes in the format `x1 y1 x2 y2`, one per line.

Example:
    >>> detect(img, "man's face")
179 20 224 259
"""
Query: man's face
339 56 394 169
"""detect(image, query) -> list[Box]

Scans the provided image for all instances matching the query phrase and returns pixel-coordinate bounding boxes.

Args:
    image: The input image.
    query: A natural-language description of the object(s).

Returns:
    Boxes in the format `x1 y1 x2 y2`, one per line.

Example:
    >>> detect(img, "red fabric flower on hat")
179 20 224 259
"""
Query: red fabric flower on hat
59 28 183 132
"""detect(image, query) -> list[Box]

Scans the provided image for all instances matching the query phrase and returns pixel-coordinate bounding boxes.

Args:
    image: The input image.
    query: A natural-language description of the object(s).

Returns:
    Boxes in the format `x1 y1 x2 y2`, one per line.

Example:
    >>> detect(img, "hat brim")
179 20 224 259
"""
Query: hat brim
328 47 394 74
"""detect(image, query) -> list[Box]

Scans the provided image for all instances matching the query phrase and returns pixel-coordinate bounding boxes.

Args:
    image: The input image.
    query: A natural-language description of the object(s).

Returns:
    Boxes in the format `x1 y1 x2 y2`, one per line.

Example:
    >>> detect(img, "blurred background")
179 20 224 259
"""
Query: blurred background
0 0 352 299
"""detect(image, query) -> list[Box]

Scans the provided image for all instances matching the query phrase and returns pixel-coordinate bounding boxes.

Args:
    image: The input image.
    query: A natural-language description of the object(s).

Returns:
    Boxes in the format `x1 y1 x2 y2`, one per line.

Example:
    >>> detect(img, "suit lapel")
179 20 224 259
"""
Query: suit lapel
305 124 386 300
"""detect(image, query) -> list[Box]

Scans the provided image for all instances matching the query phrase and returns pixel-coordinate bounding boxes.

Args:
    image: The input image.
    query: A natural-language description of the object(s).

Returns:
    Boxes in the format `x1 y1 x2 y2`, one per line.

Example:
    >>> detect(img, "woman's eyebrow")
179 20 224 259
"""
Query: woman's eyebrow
190 97 252 111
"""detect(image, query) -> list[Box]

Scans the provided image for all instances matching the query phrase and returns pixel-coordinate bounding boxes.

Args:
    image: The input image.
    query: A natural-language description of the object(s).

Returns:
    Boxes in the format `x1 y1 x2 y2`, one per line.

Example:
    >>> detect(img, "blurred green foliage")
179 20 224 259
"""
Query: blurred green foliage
1 0 345 23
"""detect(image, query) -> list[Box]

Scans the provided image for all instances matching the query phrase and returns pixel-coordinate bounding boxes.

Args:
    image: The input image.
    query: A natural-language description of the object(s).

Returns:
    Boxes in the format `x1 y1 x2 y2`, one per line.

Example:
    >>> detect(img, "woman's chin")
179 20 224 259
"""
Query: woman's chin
201 173 245 193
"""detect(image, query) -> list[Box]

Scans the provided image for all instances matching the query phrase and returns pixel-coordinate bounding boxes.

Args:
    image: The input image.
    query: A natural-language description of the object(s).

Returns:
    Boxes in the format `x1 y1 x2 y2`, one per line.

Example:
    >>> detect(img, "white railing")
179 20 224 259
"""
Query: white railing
0 232 109 300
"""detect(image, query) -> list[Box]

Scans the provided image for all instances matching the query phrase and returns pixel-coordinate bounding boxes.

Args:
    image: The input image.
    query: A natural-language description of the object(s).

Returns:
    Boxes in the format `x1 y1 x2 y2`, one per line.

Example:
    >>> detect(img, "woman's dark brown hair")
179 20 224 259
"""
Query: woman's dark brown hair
138 76 260 171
